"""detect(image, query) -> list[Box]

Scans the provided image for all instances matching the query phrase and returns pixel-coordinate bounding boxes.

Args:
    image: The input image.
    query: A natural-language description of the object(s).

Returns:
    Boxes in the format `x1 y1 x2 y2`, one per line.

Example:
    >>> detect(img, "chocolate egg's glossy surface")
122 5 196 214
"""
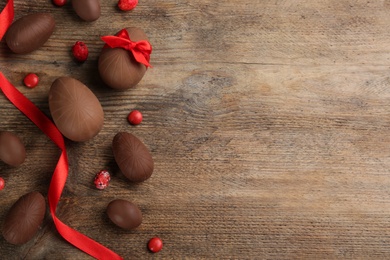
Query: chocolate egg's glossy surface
2 192 46 245
72 0 101 22
112 132 154 182
98 27 148 90
49 77 104 142
0 131 26 167
5 13 55 54
107 199 142 230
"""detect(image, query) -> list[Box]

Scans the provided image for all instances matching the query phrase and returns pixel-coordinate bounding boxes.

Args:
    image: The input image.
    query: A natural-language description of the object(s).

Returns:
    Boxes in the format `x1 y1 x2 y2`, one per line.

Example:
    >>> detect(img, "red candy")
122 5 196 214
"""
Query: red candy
94 170 111 190
52 0 67 7
0 177 4 190
23 73 39 88
128 110 143 125
72 41 89 62
118 0 138 11
148 237 163 253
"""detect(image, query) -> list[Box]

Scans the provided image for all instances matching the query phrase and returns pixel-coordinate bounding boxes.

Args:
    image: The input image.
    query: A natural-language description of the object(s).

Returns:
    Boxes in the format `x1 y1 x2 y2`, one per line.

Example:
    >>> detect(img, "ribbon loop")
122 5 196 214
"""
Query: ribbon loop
101 29 152 68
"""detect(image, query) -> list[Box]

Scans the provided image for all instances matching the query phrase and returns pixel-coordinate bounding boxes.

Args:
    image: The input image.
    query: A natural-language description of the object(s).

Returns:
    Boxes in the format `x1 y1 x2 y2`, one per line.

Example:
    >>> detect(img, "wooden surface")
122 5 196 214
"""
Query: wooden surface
2 0 390 259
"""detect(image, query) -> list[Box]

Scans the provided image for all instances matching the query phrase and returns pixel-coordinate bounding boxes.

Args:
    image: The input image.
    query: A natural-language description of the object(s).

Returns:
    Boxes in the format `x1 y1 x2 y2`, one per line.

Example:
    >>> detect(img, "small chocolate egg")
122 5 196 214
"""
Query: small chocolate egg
107 199 142 230
5 13 55 54
0 131 26 167
112 132 154 182
98 27 149 90
49 77 104 142
72 0 101 22
2 192 46 245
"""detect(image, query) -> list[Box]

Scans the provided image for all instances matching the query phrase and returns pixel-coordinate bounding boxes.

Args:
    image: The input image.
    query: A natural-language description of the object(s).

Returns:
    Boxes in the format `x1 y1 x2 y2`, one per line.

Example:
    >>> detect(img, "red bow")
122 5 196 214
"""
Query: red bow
101 29 152 68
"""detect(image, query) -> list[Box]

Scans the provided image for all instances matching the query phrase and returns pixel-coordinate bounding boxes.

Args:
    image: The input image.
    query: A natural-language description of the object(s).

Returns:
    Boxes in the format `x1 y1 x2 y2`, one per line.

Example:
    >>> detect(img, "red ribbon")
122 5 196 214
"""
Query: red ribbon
0 1 122 259
101 29 152 67
0 0 13 38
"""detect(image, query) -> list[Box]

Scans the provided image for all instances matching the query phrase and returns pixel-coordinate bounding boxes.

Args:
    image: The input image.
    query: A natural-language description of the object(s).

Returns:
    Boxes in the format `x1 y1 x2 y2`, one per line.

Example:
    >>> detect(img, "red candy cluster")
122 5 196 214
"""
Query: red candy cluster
94 170 111 190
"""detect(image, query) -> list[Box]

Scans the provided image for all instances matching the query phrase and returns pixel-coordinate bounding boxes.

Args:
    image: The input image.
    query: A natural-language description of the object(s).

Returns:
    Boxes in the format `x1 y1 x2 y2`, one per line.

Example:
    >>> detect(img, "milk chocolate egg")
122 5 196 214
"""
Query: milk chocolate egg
5 13 55 54
72 0 101 22
98 27 149 90
49 77 104 142
107 199 142 230
2 192 46 245
112 132 154 182
0 131 26 167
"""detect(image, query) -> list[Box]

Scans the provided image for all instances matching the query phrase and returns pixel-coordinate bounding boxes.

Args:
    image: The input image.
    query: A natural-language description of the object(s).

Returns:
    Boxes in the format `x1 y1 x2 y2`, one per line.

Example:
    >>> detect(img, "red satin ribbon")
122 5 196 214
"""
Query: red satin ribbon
0 1 122 259
0 0 13 38
101 29 152 67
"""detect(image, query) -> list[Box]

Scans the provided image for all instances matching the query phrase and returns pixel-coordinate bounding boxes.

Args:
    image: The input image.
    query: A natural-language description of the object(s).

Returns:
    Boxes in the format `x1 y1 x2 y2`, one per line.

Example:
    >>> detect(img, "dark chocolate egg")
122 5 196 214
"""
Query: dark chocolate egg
5 13 55 54
107 199 142 230
112 132 154 182
49 77 104 142
98 27 148 90
0 131 26 167
72 0 101 22
2 192 46 245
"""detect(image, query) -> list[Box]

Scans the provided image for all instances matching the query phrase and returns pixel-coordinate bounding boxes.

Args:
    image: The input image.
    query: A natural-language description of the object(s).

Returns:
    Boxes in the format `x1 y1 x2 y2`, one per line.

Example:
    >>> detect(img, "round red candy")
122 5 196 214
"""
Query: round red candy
0 177 5 191
118 0 138 11
23 73 39 88
148 237 163 253
128 110 143 125
52 0 67 6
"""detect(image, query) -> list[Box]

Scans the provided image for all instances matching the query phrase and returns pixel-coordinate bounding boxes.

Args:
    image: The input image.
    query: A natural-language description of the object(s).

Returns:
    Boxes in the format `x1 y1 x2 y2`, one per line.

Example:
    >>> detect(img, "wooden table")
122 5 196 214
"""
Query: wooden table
2 0 390 258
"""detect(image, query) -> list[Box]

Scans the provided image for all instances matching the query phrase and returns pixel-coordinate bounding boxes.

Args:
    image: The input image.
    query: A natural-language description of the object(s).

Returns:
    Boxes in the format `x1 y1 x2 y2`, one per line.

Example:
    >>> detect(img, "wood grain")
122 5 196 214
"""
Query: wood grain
2 0 390 259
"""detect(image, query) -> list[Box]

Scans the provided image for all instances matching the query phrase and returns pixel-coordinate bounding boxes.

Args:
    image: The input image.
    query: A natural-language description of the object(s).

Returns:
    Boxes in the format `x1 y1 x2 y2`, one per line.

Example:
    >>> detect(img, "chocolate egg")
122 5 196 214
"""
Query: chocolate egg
72 0 101 22
98 27 149 90
49 77 104 142
112 132 154 182
2 192 46 245
107 199 142 230
0 131 26 167
5 13 55 54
